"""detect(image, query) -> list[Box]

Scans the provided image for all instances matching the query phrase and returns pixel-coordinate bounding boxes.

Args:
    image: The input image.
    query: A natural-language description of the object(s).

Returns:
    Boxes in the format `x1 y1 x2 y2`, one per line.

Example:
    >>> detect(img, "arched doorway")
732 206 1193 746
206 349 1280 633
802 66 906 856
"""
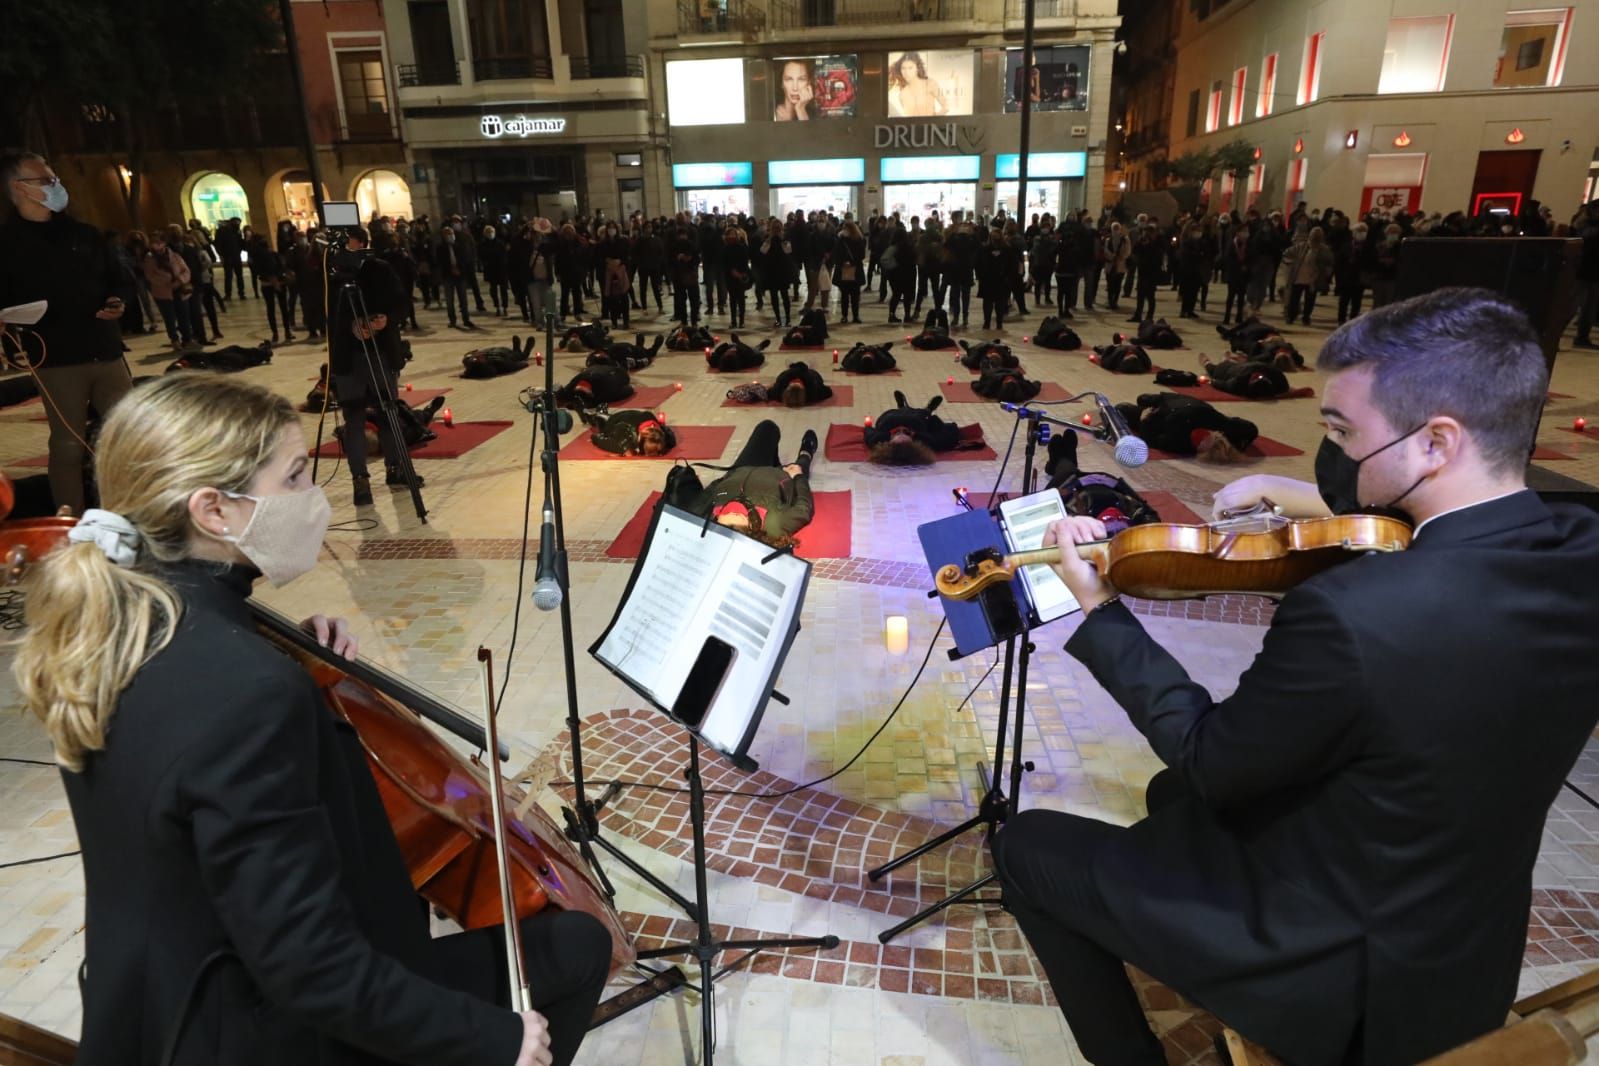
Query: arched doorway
352 169 414 222
265 169 327 234
182 171 251 229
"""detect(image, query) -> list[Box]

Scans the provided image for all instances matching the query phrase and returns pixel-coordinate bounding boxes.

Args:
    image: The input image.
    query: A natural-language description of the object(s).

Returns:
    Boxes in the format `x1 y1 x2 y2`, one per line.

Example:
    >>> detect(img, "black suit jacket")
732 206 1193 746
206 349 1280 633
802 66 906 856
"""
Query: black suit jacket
1062 491 1599 1064
62 562 522 1066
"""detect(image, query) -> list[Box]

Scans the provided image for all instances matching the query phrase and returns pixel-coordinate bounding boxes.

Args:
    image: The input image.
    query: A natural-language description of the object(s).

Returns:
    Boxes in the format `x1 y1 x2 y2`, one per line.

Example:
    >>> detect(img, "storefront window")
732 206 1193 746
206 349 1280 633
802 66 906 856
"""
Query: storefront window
772 185 855 218
883 182 975 220
679 188 753 215
188 172 250 229
995 180 1062 220
353 169 414 221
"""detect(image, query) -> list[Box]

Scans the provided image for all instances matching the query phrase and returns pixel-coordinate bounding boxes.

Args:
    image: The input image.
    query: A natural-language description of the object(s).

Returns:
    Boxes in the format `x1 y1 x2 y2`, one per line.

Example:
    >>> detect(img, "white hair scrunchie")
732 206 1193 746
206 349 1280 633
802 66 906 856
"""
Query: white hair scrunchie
67 509 142 568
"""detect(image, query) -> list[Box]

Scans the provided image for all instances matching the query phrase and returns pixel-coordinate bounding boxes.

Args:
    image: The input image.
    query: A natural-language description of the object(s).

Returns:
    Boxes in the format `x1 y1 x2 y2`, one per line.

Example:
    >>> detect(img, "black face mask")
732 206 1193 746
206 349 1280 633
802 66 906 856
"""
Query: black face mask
1314 424 1427 516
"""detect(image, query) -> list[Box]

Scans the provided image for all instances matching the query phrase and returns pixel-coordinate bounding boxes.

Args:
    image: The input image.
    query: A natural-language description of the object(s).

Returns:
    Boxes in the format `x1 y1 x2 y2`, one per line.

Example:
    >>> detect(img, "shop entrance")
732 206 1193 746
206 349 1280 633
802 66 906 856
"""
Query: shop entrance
995 180 1066 221
771 185 856 218
679 188 753 216
882 182 976 222
185 172 251 229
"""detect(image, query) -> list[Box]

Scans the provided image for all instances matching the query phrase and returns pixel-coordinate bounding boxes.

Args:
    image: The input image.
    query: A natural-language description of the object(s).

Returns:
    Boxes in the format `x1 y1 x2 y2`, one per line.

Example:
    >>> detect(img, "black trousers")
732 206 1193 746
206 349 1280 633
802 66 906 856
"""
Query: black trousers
837 282 860 322
1337 284 1364 322
221 259 246 299
1133 278 1159 321
334 364 405 479
673 280 701 324
420 908 612 1066
948 284 971 324
993 768 1191 1065
733 419 811 475
560 280 586 318
763 285 790 325
1103 271 1124 311
1055 274 1080 316
639 270 665 312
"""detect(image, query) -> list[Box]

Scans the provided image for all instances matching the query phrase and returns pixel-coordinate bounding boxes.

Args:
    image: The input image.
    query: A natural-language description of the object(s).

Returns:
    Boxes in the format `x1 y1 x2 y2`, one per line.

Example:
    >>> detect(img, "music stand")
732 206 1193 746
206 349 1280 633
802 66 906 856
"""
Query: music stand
866 409 1070 943
589 503 839 1064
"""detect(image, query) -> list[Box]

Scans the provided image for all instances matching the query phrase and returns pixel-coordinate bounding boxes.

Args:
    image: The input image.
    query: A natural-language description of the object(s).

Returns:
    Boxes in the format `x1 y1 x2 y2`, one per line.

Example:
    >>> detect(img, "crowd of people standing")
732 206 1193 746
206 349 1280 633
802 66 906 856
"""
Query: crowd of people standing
94 193 1599 352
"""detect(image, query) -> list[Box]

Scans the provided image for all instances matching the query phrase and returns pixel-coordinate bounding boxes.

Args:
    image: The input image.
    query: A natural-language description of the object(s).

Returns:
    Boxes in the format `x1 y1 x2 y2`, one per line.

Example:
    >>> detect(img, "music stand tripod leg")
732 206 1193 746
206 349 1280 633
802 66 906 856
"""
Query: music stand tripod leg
632 736 839 1066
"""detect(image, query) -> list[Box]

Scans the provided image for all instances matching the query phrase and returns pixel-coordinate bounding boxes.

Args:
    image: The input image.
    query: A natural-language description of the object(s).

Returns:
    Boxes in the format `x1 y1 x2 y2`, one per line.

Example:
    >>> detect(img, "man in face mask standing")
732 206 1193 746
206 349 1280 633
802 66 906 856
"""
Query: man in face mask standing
996 287 1599 1066
0 150 134 516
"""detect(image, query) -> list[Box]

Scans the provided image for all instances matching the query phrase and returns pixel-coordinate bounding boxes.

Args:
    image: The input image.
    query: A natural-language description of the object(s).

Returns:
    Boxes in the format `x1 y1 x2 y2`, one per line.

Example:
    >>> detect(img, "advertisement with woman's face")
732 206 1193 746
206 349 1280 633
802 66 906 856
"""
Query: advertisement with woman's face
771 55 860 120
1004 45 1090 112
886 50 974 117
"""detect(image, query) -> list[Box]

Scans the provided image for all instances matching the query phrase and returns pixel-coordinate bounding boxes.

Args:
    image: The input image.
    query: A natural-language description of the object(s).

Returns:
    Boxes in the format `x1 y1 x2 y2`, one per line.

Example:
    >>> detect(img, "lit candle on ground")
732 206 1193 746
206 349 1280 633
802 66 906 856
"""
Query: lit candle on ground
885 615 909 656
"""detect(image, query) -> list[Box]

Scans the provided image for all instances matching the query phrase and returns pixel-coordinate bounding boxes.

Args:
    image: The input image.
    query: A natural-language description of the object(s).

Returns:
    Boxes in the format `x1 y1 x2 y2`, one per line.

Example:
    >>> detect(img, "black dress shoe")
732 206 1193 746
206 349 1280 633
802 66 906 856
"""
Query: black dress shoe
352 476 373 507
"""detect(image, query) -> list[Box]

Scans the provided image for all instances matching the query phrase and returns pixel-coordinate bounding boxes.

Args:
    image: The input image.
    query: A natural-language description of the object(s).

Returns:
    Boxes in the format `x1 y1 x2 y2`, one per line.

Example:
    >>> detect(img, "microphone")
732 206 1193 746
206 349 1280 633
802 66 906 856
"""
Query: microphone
1093 393 1149 467
532 505 562 611
518 389 574 433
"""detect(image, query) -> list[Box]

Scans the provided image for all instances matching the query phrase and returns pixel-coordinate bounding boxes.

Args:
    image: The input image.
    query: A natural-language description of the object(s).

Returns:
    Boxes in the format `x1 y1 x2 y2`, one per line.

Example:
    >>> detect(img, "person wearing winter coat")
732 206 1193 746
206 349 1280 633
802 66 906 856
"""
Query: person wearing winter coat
1282 227 1335 326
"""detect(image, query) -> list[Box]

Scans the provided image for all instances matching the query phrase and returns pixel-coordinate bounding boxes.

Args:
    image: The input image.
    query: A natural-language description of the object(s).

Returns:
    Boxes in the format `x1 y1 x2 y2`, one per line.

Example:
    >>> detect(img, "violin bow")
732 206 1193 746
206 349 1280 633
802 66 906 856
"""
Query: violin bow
477 647 533 1011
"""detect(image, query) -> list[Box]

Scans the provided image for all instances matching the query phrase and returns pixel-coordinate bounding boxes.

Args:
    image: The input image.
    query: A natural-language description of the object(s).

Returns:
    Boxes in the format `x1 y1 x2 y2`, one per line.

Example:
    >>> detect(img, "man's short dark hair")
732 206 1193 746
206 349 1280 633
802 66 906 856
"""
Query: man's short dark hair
1317 287 1546 475
347 226 370 245
0 149 46 215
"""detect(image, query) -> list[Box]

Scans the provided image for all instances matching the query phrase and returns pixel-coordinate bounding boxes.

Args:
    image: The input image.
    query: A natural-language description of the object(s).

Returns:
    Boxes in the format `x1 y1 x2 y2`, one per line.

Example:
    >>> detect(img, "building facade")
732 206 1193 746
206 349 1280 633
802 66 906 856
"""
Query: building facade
1154 0 1598 221
643 0 1121 224
379 0 654 222
25 0 411 235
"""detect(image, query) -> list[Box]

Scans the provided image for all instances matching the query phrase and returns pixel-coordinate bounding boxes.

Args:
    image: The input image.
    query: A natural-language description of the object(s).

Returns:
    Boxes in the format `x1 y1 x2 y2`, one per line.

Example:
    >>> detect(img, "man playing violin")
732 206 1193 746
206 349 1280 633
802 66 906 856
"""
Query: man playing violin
15 374 610 1066
994 288 1599 1065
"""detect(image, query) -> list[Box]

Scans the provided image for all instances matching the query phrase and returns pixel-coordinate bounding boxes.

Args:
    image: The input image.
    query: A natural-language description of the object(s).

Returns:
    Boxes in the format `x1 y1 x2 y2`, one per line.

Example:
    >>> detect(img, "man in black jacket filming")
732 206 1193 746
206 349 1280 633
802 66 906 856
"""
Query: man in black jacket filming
328 227 416 506
995 288 1599 1065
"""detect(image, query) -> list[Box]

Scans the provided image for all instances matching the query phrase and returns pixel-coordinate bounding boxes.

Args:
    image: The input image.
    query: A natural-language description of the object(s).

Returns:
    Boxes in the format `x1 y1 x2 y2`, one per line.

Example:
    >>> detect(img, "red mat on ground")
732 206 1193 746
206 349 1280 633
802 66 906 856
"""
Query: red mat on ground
562 384 680 410
1549 391 1574 400
401 387 452 405
1562 425 1599 442
841 368 902 377
560 424 734 461
719 385 855 409
778 343 828 351
1531 445 1575 460
939 380 1073 403
9 454 48 468
1169 382 1316 402
606 490 854 560
310 420 514 460
823 422 997 462
1146 435 1304 460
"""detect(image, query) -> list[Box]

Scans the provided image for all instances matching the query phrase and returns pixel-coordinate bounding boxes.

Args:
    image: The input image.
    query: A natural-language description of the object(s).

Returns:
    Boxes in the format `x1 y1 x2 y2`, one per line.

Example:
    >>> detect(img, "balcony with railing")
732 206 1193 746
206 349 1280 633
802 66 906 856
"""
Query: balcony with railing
1003 0 1079 18
473 56 554 81
767 0 973 29
396 61 461 87
676 0 768 36
569 54 645 79
1121 121 1170 157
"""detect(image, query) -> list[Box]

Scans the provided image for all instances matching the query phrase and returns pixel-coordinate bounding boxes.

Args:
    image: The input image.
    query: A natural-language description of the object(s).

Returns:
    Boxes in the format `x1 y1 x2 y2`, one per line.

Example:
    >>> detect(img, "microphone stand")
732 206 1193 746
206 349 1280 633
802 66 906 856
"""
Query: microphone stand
527 312 701 915
523 308 691 1024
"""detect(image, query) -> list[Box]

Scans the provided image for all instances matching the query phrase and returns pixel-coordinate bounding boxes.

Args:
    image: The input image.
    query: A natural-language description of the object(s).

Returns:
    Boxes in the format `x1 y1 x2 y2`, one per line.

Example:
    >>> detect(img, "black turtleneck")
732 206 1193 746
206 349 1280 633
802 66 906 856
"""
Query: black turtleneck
0 211 124 366
59 558 523 1066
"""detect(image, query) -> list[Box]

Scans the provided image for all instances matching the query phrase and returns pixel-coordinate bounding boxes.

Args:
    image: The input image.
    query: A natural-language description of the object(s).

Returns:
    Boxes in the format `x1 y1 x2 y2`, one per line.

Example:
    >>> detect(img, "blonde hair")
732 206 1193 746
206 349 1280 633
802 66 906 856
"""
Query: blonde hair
13 374 299 771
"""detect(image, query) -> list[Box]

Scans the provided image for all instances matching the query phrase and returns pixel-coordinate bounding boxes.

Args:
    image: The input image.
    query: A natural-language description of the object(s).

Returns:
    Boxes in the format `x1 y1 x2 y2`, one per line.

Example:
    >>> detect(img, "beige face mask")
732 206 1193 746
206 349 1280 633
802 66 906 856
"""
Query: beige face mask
221 487 332 586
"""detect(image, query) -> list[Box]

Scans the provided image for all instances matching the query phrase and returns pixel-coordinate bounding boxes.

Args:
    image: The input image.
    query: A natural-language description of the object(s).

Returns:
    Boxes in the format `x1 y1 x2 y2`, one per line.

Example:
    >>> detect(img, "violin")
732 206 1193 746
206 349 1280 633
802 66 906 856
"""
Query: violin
936 503 1412 603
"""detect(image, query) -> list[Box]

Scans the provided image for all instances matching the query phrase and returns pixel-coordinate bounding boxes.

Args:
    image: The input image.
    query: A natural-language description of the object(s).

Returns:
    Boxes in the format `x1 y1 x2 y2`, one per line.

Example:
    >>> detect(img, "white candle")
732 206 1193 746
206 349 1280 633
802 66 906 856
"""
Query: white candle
885 615 909 656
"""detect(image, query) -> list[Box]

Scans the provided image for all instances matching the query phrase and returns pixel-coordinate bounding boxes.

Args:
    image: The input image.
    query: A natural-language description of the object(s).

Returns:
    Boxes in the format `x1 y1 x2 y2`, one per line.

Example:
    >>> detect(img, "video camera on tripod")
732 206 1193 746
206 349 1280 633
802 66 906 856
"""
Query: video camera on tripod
316 200 368 282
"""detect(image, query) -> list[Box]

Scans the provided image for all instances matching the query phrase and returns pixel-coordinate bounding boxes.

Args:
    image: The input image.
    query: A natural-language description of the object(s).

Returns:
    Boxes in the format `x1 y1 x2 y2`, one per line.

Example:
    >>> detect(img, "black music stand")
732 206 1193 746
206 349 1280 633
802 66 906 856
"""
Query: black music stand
589 504 839 1064
866 409 1067 943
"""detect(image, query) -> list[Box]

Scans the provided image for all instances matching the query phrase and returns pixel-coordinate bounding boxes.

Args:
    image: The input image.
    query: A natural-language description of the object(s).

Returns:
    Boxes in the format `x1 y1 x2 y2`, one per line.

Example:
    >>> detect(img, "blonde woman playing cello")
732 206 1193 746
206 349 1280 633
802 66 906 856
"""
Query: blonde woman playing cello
14 374 609 1066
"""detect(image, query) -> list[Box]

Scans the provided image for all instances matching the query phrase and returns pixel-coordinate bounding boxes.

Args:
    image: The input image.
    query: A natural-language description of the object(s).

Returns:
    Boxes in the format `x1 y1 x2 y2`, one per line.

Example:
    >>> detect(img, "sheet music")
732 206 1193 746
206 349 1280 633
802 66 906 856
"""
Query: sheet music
998 489 1079 623
596 511 731 702
594 506 809 757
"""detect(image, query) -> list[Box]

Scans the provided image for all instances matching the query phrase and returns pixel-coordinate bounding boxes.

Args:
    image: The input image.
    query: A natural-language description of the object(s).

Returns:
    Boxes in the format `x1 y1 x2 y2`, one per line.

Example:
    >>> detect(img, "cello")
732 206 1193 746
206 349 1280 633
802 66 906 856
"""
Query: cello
0 483 638 1051
935 501 1413 603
